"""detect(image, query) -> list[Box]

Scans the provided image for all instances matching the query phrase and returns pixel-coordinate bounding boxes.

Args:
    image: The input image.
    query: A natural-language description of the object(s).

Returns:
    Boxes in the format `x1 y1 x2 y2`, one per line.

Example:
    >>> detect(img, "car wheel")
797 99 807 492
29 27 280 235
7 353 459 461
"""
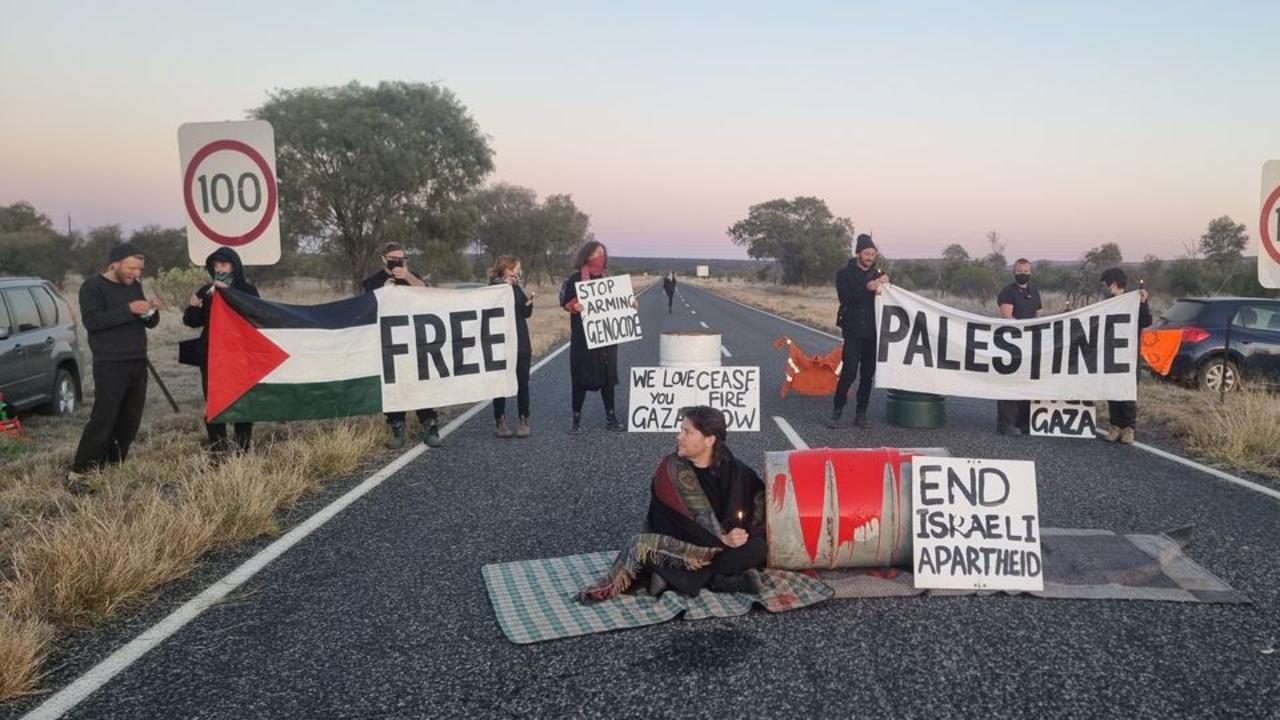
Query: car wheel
1197 357 1240 393
43 368 79 416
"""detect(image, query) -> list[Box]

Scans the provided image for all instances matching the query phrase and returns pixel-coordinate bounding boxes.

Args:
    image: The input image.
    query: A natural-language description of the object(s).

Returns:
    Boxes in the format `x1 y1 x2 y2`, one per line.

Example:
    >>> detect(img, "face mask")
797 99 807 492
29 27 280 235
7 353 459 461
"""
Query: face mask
586 255 606 274
1014 273 1031 286
214 271 234 285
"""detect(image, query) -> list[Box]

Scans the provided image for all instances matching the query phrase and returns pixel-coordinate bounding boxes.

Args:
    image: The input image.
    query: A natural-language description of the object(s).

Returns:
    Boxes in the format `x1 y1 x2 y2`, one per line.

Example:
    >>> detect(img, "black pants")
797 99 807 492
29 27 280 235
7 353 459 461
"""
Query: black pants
493 351 532 419
386 408 437 426
657 535 767 597
1109 367 1141 429
833 336 877 413
997 400 1030 431
572 382 615 414
666 293 674 312
200 366 252 452
72 359 148 472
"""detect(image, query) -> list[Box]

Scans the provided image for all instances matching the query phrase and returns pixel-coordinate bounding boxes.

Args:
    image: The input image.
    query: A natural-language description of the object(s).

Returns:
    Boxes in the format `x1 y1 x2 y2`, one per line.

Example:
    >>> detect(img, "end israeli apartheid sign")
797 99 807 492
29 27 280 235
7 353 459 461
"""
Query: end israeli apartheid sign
628 366 760 431
912 456 1044 592
1029 400 1098 439
875 285 1140 401
577 275 642 350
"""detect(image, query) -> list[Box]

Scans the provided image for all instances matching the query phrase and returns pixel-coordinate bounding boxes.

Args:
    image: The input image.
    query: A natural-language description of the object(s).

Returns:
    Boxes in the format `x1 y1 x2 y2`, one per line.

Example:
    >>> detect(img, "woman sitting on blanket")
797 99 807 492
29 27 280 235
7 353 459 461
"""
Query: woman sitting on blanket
578 406 767 602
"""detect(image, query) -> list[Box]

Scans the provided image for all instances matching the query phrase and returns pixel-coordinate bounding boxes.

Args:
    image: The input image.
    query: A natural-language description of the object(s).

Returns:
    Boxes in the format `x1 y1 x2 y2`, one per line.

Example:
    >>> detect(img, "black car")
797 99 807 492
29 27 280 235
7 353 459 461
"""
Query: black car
0 277 83 415
1152 297 1280 391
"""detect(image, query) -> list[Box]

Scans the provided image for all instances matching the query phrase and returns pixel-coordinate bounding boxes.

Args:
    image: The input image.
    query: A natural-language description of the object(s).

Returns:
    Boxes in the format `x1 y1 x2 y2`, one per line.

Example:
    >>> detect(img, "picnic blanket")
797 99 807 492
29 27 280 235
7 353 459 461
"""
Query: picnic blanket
482 551 832 644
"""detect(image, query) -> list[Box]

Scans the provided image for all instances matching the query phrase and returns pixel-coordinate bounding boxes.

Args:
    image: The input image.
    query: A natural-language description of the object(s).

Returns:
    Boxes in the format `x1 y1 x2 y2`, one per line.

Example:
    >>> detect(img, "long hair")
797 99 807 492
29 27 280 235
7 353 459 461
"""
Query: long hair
573 240 608 270
682 405 729 469
489 255 520 283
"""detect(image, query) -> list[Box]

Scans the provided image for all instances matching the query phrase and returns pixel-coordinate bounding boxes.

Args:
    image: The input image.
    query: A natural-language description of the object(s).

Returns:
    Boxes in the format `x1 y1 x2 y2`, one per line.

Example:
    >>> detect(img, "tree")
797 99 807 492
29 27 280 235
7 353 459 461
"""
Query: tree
1068 242 1123 306
726 197 853 286
129 225 190 273
0 202 75 283
538 193 593 282
936 243 971 297
72 225 125 278
1199 215 1248 266
469 184 592 286
255 81 495 290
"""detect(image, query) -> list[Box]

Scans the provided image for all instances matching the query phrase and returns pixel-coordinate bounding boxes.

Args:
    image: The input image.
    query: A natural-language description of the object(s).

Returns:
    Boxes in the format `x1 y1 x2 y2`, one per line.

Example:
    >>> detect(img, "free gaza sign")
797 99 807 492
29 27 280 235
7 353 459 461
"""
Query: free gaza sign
178 120 282 265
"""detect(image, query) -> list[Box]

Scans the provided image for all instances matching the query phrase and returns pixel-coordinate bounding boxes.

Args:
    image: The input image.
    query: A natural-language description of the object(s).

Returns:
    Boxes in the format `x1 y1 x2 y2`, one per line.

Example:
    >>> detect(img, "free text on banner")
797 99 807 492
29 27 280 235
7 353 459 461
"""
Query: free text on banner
875 285 1141 401
628 366 761 431
912 456 1044 592
577 274 642 349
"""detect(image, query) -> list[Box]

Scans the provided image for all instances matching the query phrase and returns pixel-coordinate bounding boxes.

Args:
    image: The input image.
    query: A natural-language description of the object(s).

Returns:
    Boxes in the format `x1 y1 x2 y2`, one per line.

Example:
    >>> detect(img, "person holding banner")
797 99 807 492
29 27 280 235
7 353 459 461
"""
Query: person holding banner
995 258 1044 435
1100 268 1152 445
183 247 259 454
576 406 767 601
830 234 888 429
362 242 441 449
560 241 624 432
489 256 533 438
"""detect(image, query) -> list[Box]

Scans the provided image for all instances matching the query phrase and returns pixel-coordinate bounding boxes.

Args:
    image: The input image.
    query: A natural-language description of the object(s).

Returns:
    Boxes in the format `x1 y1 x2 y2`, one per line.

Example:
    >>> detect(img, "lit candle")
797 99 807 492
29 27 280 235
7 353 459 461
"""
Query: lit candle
737 510 744 527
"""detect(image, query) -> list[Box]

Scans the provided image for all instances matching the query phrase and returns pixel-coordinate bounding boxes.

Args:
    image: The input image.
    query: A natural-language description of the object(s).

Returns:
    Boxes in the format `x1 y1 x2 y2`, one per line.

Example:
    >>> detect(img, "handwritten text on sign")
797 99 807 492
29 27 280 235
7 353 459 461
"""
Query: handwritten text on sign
912 456 1044 592
629 366 760 431
1029 400 1097 439
577 275 642 350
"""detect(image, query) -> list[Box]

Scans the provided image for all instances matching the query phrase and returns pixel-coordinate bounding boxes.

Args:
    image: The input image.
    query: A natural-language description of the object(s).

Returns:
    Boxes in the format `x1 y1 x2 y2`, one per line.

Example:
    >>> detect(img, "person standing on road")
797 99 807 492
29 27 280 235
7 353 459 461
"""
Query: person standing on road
663 272 677 313
1100 268 1152 445
489 255 533 438
362 242 442 449
995 258 1044 435
829 234 889 429
560 240 624 432
67 243 161 489
183 247 259 455
577 406 767 601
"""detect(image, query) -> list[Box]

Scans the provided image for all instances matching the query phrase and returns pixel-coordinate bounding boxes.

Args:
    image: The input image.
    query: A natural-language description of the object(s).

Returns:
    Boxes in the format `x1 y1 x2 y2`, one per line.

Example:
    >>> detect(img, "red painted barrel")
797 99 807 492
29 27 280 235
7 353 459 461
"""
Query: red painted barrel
765 447 945 569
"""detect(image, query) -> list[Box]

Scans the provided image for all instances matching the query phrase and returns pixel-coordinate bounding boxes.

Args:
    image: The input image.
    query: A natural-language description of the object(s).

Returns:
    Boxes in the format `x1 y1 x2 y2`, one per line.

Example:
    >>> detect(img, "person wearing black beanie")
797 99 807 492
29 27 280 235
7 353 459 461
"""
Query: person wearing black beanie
829 233 888 429
68 243 160 490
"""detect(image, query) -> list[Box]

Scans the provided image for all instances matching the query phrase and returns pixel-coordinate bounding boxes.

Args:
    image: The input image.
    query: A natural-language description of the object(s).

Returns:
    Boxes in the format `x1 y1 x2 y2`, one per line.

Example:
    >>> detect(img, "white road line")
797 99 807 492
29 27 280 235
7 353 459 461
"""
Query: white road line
692 285 1280 504
773 416 809 450
23 342 576 720
698 321 709 329
690 310 697 315
720 345 732 358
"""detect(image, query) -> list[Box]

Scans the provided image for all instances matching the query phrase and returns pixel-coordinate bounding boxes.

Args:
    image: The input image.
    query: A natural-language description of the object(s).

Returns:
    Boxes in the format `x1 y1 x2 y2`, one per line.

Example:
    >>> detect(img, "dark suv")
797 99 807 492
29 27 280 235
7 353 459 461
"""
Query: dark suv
0 277 83 415
1152 297 1280 391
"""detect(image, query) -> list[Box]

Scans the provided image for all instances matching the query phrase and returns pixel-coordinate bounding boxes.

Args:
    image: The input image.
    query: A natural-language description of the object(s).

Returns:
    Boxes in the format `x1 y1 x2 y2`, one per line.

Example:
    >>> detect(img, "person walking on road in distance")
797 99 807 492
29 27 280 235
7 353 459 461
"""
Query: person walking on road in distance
1100 268 1152 445
489 255 534 438
560 240 625 432
663 271 677 313
995 258 1044 435
829 234 889 429
67 243 161 491
577 406 767 601
362 242 442 449
184 247 259 455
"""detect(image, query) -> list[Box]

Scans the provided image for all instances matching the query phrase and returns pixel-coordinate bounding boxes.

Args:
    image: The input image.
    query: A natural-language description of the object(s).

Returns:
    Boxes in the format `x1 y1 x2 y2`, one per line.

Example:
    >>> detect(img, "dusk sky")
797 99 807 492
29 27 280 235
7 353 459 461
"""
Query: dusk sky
3 1 1278 260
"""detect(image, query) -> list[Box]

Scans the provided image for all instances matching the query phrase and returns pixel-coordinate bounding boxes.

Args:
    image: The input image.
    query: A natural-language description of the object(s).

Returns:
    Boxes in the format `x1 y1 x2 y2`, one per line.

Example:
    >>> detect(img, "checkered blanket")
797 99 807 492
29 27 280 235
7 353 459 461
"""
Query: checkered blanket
482 551 833 644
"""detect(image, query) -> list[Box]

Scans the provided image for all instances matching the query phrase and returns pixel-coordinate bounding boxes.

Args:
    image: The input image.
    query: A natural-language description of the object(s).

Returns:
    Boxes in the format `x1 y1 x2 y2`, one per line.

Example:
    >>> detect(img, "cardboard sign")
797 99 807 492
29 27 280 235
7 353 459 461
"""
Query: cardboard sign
576 274 642 349
1029 400 1098 439
628 366 760 431
912 456 1044 592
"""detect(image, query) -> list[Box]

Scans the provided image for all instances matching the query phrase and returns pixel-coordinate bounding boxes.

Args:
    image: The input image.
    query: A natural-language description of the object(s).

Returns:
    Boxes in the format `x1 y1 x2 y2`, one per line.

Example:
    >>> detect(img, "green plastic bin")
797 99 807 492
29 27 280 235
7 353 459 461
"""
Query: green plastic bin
886 390 946 429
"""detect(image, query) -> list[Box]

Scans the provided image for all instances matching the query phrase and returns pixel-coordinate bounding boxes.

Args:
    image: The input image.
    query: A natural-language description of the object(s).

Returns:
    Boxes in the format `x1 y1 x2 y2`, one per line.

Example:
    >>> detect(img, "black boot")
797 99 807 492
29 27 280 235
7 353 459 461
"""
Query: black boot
827 407 843 428
605 411 625 432
853 411 869 429
571 412 581 433
386 421 406 449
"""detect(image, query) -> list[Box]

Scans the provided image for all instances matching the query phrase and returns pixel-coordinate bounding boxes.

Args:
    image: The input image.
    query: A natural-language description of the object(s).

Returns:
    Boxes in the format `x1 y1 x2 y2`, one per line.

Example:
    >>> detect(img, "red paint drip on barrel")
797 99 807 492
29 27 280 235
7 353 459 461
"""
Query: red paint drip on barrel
786 451 830 562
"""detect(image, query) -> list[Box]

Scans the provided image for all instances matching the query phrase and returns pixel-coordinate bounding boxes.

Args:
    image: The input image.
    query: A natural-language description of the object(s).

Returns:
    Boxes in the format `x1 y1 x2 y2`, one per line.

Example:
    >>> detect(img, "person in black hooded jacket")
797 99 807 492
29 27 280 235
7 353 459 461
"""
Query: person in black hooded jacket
183 247 259 453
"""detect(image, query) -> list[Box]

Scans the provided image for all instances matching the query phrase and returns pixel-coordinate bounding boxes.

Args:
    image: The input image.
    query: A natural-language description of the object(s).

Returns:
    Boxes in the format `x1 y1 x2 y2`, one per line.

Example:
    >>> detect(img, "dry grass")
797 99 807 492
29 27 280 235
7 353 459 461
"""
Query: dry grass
0 274 598 702
691 278 1276 483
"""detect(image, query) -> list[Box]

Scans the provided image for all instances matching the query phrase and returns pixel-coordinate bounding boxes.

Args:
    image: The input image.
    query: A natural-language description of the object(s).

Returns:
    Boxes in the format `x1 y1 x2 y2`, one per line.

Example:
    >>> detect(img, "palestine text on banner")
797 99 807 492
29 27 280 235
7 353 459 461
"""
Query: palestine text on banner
912 456 1044 592
576 274 642 350
206 285 518 423
874 285 1140 401
628 366 761 431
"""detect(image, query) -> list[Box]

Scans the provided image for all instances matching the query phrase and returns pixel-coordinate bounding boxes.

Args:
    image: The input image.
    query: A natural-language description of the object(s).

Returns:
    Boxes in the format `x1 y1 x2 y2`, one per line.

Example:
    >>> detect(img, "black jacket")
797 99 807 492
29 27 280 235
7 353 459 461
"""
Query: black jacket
182 247 259 366
80 274 160 361
836 260 881 340
489 277 533 357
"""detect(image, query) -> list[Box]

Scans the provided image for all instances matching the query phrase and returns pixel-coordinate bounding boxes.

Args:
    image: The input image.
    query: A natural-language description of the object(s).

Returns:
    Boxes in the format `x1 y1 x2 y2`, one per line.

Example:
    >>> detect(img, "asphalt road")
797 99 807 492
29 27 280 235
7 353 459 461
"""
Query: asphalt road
33 283 1280 719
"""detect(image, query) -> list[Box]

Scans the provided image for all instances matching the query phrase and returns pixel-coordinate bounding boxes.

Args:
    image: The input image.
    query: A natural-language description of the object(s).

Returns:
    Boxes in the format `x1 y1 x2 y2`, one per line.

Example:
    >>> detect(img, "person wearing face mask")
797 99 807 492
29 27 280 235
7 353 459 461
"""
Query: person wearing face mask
995 258 1043 435
183 247 259 454
67 243 161 487
829 234 889 429
1100 268 1151 445
488 255 534 438
559 240 625 432
362 242 440 449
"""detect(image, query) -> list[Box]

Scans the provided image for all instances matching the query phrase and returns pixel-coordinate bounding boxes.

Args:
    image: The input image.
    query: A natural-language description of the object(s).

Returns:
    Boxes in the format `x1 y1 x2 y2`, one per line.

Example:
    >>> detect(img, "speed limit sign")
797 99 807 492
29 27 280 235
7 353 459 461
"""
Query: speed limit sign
178 121 282 265
1261 160 1280 289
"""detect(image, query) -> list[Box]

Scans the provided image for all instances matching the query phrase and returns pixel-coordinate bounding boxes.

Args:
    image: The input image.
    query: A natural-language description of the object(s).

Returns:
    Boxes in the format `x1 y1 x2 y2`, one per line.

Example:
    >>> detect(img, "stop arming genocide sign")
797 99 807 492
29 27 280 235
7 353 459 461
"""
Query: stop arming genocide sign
577 275 642 350
875 286 1140 401
912 457 1044 592
628 366 761 431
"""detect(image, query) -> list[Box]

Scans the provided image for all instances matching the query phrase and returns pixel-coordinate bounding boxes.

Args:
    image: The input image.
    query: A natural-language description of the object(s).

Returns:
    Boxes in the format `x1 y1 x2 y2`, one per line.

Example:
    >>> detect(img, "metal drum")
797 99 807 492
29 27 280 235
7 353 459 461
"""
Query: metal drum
765 447 947 569
659 330 721 369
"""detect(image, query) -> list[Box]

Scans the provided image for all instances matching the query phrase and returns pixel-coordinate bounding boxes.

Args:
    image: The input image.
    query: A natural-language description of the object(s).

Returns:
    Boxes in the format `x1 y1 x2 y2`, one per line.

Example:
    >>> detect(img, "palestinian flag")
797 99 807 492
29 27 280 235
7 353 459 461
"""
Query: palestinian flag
206 286 517 423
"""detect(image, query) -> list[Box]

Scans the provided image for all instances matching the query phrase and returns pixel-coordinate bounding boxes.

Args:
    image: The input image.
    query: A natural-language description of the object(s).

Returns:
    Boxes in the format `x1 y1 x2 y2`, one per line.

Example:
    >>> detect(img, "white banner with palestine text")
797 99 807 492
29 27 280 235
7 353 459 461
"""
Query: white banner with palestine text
874 286 1140 401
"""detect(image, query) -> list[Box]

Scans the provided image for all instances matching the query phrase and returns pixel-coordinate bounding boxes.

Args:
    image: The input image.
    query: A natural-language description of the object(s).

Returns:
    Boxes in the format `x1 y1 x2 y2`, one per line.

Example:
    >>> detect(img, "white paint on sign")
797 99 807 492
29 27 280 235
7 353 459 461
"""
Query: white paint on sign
1029 400 1098 439
628 366 760 431
576 274 642 349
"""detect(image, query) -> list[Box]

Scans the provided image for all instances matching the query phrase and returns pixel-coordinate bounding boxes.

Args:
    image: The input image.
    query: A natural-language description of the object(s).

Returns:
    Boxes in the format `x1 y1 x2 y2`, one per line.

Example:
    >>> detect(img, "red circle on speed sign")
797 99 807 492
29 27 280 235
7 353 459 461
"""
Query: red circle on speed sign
1261 183 1280 265
182 139 278 247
